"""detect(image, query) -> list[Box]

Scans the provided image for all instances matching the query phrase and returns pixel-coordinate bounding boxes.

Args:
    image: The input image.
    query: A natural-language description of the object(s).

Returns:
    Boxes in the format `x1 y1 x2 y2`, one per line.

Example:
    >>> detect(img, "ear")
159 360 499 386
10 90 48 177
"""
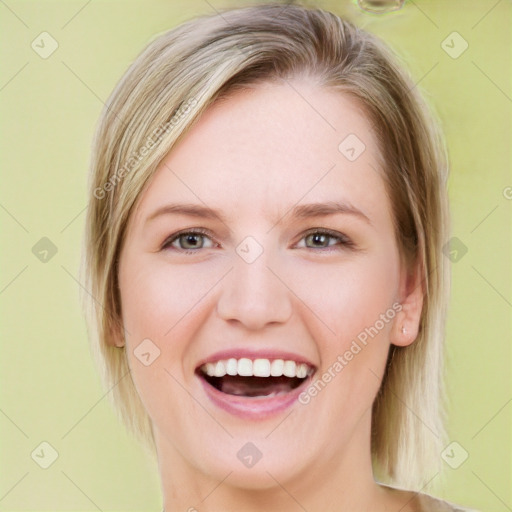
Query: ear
390 255 424 347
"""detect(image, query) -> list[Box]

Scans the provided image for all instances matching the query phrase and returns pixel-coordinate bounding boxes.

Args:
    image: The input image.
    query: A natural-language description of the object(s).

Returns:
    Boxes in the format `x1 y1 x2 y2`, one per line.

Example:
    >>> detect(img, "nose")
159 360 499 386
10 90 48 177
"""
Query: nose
216 251 293 330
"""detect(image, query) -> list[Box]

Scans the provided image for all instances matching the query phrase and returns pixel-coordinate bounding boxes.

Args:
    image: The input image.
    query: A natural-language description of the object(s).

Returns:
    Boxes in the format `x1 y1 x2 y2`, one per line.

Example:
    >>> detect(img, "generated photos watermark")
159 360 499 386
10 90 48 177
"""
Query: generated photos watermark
94 98 198 200
299 302 402 404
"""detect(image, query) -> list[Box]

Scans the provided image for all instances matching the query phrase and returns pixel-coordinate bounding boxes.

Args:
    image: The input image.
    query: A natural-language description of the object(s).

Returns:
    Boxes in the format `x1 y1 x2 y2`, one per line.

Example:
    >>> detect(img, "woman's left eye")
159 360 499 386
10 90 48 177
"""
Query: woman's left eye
296 230 352 250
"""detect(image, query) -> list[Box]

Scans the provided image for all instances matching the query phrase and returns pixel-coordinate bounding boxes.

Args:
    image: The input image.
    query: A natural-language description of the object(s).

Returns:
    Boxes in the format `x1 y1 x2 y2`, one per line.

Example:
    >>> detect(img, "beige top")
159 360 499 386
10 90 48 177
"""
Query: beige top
380 484 478 512
414 492 478 511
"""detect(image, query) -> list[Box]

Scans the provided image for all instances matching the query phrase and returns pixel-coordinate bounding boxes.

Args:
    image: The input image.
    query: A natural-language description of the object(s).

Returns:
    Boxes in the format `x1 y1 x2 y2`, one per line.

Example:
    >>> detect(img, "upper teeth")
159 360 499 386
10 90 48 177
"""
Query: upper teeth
200 358 312 379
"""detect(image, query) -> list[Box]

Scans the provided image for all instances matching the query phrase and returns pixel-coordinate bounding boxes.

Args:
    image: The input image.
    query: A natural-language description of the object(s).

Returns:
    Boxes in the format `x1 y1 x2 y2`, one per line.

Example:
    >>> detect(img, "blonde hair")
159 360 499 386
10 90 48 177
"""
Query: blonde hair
82 2 450 491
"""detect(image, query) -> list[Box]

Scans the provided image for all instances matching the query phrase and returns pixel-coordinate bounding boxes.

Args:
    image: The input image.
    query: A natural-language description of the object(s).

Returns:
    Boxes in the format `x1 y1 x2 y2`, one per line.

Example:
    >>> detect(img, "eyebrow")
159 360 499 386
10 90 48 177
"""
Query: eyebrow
291 201 371 225
145 203 228 225
145 200 372 226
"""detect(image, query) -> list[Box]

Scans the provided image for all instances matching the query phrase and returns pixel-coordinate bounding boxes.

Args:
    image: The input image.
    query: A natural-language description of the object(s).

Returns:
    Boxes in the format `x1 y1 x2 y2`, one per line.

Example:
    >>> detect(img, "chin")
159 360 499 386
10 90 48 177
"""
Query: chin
184 434 310 491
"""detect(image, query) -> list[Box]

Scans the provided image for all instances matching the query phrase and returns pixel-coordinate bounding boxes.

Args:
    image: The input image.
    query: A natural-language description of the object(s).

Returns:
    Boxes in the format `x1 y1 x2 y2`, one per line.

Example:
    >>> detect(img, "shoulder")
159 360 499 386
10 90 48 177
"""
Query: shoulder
414 492 479 512
378 483 479 512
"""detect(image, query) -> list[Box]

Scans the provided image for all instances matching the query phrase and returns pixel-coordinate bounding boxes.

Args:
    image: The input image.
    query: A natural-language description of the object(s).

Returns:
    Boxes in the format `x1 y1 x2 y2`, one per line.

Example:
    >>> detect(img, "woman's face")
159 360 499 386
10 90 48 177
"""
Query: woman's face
118 80 419 491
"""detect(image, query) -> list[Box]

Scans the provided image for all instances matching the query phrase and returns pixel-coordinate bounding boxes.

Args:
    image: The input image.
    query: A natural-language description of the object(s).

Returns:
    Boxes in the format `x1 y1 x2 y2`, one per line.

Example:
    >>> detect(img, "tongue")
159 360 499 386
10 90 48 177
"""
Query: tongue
219 376 298 397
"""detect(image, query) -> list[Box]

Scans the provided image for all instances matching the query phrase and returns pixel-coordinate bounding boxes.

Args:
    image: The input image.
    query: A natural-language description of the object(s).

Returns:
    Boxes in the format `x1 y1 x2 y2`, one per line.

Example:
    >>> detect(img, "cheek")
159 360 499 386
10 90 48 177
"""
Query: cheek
119 258 218 430
291 251 400 344
292 254 399 420
120 256 226 341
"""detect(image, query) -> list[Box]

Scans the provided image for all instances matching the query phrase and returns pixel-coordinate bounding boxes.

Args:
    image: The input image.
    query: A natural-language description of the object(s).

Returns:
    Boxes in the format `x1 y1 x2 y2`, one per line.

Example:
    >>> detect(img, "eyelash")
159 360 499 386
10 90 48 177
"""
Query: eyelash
161 228 354 254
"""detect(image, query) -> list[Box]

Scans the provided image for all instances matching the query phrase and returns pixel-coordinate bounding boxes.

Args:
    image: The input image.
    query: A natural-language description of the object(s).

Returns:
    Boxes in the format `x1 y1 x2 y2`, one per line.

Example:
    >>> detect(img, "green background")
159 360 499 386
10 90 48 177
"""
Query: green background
0 0 510 510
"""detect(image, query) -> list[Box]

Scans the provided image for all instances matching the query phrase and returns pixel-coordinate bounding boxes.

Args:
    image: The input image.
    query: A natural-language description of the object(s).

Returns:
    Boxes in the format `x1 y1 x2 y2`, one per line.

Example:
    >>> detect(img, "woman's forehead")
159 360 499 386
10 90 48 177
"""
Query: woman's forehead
131 81 390 229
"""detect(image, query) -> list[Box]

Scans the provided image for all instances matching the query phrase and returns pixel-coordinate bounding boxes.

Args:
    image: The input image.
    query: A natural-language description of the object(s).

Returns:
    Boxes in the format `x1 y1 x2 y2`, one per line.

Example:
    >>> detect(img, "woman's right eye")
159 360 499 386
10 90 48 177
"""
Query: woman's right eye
162 230 216 253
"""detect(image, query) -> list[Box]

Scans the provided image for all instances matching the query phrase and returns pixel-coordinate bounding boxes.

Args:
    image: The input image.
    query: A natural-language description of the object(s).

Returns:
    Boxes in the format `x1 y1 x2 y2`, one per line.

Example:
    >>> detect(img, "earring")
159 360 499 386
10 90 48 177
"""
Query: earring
401 326 407 335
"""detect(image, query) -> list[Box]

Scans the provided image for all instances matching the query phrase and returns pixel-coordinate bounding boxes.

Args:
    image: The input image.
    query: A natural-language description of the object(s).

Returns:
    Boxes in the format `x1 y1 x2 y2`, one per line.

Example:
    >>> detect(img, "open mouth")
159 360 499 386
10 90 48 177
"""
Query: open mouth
196 358 315 398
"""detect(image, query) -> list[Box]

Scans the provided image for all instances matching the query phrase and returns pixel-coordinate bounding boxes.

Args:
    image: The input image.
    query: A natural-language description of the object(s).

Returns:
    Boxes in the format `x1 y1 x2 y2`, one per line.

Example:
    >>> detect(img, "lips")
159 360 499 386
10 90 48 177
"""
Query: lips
195 350 316 419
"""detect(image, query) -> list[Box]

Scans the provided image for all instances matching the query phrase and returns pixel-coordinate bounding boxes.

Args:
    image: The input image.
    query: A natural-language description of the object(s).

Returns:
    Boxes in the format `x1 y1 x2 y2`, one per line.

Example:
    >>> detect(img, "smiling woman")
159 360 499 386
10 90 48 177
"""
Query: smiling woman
82 3 475 511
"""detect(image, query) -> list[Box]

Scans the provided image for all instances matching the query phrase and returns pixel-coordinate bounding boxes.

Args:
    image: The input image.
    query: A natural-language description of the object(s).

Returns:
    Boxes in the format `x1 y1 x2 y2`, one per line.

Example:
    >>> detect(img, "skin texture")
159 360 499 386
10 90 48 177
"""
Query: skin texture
117 80 424 511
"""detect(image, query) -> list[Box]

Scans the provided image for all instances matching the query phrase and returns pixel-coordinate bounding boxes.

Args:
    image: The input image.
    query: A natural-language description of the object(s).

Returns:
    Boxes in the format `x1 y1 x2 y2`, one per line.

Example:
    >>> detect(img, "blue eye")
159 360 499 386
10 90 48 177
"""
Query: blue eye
162 229 215 252
297 229 353 250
